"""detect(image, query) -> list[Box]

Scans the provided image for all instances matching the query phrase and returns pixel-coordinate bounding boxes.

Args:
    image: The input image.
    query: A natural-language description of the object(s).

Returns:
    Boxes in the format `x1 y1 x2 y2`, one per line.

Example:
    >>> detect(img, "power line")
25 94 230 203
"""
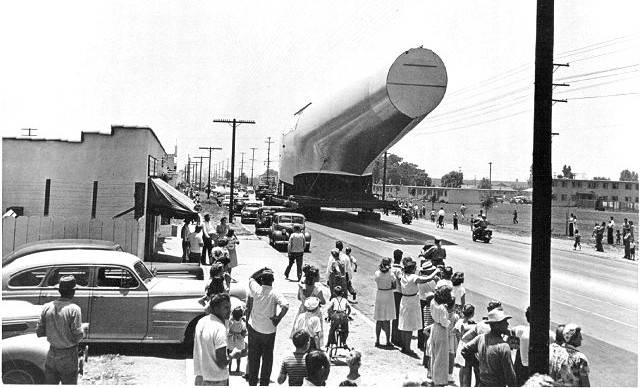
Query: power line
565 92 640 100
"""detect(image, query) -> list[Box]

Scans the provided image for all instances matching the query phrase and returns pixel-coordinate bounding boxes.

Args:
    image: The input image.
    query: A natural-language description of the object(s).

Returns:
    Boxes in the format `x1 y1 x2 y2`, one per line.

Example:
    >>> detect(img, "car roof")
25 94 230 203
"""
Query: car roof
1 300 43 321
4 249 141 274
260 206 286 210
3 239 122 266
274 212 305 217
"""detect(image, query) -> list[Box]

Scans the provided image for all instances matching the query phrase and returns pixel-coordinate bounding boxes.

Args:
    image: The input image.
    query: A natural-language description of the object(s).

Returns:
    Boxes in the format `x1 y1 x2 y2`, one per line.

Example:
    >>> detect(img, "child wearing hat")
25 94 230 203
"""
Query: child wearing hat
291 297 323 350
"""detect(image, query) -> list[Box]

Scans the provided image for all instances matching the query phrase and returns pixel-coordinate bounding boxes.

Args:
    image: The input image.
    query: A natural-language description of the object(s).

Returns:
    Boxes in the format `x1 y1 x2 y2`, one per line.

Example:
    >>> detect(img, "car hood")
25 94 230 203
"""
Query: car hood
147 277 204 297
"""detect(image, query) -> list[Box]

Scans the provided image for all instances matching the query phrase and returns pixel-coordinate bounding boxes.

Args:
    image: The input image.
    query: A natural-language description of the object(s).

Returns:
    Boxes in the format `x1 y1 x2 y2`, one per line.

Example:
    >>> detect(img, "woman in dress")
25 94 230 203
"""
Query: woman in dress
226 229 240 281
374 257 396 348
291 265 325 338
397 257 440 357
430 284 455 387
549 323 590 387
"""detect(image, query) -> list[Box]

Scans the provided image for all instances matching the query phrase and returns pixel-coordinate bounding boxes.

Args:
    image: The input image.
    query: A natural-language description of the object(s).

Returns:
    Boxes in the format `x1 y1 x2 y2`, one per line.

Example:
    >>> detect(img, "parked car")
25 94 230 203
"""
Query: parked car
233 198 246 215
254 206 287 234
2 249 245 346
3 239 204 280
241 201 264 224
2 300 49 384
268 212 311 252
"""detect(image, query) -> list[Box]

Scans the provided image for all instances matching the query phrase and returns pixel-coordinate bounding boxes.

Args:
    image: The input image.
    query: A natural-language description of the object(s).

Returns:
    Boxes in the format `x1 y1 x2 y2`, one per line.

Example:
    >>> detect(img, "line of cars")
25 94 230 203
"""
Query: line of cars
245 205 311 252
1 239 245 384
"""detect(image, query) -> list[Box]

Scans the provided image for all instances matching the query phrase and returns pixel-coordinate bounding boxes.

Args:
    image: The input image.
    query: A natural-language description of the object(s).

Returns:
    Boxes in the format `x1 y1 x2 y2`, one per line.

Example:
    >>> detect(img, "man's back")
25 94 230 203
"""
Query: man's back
464 332 516 387
37 299 83 349
288 232 306 253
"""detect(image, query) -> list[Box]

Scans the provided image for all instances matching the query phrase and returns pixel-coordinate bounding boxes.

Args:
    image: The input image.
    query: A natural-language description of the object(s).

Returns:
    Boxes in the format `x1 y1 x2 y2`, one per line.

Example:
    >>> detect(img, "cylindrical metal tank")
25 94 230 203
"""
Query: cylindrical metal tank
280 47 447 198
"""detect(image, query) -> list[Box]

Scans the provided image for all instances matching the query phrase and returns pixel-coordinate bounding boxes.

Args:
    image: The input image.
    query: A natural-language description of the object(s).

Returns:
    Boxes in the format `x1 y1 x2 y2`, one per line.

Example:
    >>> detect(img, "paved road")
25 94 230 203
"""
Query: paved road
293 210 637 387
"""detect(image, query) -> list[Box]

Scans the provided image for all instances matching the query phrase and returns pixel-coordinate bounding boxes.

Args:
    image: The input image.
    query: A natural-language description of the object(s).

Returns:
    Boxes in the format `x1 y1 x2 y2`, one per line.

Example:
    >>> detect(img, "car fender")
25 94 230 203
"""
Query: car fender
2 333 48 371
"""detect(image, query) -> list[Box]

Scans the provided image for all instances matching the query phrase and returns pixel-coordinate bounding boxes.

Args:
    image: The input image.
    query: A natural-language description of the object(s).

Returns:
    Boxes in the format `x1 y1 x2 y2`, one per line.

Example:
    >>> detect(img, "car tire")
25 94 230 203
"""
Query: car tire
2 361 44 384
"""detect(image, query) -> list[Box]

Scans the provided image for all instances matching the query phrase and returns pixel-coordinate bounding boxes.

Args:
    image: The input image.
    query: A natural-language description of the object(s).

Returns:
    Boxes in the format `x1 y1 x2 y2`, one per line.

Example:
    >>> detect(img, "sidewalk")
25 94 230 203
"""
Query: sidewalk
159 221 436 386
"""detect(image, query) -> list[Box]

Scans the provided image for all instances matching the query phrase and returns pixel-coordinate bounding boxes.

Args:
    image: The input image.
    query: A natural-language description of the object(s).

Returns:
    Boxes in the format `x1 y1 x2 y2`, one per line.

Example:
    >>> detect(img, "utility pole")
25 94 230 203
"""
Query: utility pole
265 137 275 188
249 147 258 187
530 0 554 376
199 146 222 199
194 156 208 192
187 155 191 185
239 152 246 184
213 118 256 223
488 162 492 188
21 128 38 137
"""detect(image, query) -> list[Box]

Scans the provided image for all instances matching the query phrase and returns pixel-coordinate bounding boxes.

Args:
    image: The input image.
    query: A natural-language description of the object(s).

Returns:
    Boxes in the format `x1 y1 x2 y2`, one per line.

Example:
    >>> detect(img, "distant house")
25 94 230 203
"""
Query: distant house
552 178 639 210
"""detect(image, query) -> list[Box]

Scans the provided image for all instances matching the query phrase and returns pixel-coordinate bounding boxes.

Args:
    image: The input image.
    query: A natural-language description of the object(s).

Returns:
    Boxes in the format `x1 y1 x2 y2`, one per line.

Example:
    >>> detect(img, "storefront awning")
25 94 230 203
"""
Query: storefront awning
147 178 198 219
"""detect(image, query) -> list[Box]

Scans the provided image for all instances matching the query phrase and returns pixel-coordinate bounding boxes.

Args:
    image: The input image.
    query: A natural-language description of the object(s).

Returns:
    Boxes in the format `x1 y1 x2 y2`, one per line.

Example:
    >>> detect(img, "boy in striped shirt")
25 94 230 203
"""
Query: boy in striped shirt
277 330 310 386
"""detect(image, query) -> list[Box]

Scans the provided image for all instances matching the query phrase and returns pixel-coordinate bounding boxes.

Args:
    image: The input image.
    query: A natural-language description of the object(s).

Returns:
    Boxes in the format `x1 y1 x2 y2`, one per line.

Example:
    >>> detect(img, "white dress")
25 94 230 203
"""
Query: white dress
374 270 396 321
398 274 422 331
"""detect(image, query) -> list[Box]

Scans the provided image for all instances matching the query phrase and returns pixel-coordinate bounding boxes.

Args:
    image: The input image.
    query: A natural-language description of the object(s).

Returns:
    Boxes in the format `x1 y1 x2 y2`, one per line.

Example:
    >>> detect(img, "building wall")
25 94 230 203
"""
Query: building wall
2 126 167 218
552 178 639 210
372 184 515 204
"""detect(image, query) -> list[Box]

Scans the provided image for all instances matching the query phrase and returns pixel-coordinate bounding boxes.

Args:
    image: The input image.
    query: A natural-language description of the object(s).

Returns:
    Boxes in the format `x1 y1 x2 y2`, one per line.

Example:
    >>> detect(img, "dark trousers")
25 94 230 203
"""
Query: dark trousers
247 324 276 386
595 236 604 252
44 346 78 385
417 299 428 350
391 292 402 345
514 350 529 386
453 219 459 230
327 311 349 346
607 228 614 244
182 240 189 260
284 252 303 280
201 236 213 265
569 223 574 237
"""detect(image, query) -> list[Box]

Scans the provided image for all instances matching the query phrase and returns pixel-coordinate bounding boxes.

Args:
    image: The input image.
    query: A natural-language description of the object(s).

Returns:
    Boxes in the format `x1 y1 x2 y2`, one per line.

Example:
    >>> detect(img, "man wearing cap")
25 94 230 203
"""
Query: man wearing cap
36 275 88 384
461 309 516 387
246 267 289 386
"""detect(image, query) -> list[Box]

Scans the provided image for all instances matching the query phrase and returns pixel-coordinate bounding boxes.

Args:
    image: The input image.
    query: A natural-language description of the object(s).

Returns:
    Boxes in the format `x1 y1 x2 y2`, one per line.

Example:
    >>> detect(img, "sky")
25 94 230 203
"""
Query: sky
1 1 638 182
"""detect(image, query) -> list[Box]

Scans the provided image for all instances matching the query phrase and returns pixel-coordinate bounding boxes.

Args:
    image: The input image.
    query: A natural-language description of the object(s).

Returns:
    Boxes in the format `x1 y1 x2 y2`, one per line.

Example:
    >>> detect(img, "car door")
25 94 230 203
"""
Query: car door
88 265 148 341
38 266 92 324
4 267 49 304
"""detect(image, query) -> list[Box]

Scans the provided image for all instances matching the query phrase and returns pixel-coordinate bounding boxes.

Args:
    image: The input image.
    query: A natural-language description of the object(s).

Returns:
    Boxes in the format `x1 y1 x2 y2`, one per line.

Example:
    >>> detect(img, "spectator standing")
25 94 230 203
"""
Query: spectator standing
36 275 88 384
286 225 306 281
469 214 475 231
291 297 323 350
181 218 191 262
291 265 325 338
216 217 230 244
616 230 621 245
454 304 477 387
193 293 240 386
188 225 205 263
327 249 348 299
228 306 248 374
226 229 240 281
513 209 518 224
607 216 615 244
594 222 605 252
512 307 531 386
374 257 396 348
549 323 590 387
460 203 466 219
246 268 289 386
622 219 633 259
461 309 517 387
452 211 459 230
451 272 466 314
573 229 582 250
417 261 438 352
398 257 439 357
424 238 447 267
391 249 404 346
302 350 331 386
277 330 310 386
437 207 446 229
429 284 455 386
336 243 357 303
201 214 216 265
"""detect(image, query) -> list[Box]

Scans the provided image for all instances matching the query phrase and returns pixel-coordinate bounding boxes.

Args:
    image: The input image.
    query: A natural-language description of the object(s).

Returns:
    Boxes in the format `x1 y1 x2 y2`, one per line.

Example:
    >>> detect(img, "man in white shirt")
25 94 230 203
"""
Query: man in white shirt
437 207 446 228
325 241 356 303
188 226 204 263
285 225 306 281
246 268 289 386
193 293 240 386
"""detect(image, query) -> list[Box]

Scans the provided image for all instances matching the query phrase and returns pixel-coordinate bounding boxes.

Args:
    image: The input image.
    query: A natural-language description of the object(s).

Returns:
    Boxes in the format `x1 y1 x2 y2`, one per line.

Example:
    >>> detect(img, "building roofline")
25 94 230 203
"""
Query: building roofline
3 125 167 155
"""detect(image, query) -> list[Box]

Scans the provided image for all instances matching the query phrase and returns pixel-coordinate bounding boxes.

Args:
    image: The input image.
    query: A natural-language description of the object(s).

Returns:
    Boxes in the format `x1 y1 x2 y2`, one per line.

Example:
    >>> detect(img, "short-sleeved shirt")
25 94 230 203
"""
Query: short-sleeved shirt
193 314 229 382
188 231 204 254
248 278 289 334
280 352 308 386
461 332 516 387
36 299 84 349
549 344 590 386
202 221 215 239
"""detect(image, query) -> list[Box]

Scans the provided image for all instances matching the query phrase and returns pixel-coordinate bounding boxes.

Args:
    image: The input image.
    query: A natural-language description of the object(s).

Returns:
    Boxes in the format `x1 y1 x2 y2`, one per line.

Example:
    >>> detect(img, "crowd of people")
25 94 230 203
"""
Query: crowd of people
568 214 636 259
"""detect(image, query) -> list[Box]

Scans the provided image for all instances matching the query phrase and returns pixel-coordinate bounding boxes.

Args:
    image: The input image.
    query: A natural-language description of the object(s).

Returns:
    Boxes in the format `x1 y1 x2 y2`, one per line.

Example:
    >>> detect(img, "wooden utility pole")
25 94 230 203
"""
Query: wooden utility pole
199 146 222 198
249 147 258 187
213 118 256 223
265 137 275 187
382 152 388 200
530 0 554 376
21 128 38 137
194 156 209 191
239 152 246 184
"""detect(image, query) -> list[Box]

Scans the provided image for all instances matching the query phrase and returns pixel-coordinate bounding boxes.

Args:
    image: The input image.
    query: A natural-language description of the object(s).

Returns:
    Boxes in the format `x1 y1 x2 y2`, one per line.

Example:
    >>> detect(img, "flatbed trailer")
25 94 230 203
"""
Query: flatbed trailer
265 194 398 220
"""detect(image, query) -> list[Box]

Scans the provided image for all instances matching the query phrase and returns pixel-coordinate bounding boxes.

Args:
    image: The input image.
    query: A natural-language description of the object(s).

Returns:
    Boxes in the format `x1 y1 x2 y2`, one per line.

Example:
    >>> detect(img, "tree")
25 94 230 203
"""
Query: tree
371 152 431 186
562 165 575 179
592 176 610 180
441 171 464 188
481 196 496 213
619 169 638 182
478 177 491 189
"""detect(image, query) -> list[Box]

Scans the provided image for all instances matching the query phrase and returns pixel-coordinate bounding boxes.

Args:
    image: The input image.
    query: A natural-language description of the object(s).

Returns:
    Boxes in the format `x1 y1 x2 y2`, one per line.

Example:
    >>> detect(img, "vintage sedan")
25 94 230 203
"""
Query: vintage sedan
2 301 49 384
240 200 264 224
3 239 204 280
254 206 287 234
2 249 244 346
268 212 311 252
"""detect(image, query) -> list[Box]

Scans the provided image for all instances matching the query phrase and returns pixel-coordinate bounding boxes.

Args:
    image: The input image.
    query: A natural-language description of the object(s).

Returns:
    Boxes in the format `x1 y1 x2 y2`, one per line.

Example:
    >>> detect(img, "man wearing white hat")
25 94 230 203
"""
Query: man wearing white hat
461 309 516 387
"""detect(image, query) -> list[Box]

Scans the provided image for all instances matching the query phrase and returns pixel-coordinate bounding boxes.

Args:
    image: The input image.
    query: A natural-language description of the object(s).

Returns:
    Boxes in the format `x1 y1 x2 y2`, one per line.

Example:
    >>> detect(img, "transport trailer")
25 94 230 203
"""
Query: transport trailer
278 47 447 218
265 193 398 220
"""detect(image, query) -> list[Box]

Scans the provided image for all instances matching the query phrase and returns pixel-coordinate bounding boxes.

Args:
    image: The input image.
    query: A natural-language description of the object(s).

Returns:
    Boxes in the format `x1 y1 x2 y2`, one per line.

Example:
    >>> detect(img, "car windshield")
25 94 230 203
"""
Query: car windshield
279 216 304 224
134 261 154 282
246 203 261 208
